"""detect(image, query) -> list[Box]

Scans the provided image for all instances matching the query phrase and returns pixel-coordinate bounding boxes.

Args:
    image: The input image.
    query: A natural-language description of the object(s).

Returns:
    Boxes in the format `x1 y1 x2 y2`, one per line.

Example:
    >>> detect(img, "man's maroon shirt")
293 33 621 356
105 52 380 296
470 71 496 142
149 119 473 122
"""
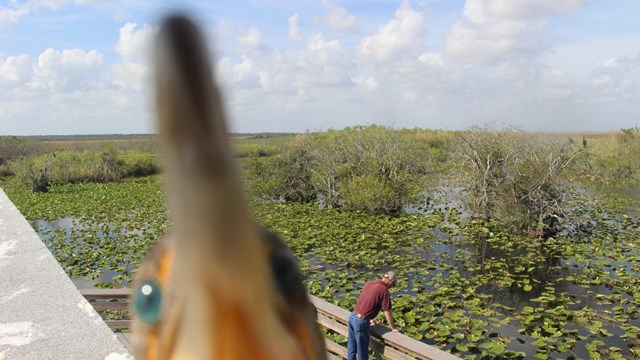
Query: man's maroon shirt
353 280 392 320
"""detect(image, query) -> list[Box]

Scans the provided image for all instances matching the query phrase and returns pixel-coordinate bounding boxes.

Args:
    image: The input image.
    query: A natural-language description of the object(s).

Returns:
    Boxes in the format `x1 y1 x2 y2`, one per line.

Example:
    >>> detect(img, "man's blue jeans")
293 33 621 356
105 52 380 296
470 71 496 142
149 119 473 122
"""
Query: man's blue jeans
347 312 371 360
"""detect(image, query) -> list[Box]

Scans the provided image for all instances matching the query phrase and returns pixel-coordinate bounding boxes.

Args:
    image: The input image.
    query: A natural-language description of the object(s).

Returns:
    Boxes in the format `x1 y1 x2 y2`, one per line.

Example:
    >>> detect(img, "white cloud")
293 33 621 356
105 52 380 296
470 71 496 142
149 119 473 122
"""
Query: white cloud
215 57 231 85
233 55 254 81
445 20 545 65
30 48 103 91
351 75 379 91
590 53 640 101
210 2 605 132
1 0 637 135
418 52 445 67
230 55 261 89
114 22 155 63
322 0 358 32
1 48 106 94
0 54 32 87
213 22 357 122
0 4 29 25
288 13 302 41
357 1 425 63
463 0 489 24
251 45 349 93
0 21 154 134
307 33 341 63
446 0 584 65
464 0 584 24
238 27 264 50
483 0 584 21
112 22 156 91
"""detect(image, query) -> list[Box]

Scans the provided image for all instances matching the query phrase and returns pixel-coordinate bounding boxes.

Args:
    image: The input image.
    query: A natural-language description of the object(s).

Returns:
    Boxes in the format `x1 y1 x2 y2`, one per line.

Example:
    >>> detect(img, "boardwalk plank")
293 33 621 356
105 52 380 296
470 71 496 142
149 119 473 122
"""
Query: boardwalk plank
83 289 462 359
116 333 134 353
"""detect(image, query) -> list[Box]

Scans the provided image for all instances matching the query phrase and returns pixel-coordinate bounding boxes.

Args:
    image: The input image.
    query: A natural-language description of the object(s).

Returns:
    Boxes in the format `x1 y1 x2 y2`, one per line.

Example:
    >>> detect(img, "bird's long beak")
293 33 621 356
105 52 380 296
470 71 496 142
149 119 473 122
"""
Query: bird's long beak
131 15 325 359
154 15 297 359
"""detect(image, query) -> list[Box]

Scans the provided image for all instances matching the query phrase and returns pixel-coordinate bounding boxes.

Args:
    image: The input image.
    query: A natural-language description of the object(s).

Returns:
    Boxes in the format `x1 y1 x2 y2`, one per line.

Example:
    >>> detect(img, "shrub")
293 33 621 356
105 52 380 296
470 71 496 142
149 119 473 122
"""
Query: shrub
15 155 54 193
340 175 400 213
14 147 159 191
456 126 585 235
315 126 428 213
243 126 433 214
0 163 14 178
243 135 316 202
121 151 158 177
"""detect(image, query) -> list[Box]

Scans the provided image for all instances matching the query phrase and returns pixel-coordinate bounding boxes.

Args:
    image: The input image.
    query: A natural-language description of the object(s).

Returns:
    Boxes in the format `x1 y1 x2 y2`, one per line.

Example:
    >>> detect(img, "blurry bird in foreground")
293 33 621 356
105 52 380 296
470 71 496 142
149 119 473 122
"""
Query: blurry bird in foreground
130 14 327 360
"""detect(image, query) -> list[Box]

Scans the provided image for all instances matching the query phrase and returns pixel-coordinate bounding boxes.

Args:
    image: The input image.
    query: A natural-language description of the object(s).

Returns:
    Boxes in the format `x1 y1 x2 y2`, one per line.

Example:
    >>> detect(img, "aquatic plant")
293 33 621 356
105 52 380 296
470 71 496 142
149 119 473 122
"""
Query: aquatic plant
2 174 638 359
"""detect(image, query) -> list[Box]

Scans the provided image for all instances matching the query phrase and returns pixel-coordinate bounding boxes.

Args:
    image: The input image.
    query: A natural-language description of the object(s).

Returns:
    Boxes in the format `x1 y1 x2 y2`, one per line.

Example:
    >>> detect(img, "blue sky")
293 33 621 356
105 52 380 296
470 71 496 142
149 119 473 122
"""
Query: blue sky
1 0 640 135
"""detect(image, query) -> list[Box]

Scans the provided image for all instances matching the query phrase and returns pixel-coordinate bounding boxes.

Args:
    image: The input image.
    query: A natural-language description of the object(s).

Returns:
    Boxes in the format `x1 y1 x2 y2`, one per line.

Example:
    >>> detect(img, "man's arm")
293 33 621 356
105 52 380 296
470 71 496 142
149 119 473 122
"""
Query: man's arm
384 310 400 332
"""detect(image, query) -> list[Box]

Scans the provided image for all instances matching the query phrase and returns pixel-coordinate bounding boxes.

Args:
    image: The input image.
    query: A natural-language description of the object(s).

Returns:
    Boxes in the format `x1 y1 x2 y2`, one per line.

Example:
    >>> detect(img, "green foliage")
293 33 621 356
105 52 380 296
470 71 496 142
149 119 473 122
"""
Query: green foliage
120 151 159 177
244 135 316 202
242 152 281 199
243 126 435 214
0 163 15 178
13 147 158 191
590 127 640 184
340 175 399 213
316 126 430 213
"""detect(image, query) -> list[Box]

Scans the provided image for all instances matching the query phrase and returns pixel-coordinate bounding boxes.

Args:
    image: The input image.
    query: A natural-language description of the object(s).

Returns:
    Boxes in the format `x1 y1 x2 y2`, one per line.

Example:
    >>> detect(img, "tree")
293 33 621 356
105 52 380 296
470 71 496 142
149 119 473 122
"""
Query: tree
456 126 585 236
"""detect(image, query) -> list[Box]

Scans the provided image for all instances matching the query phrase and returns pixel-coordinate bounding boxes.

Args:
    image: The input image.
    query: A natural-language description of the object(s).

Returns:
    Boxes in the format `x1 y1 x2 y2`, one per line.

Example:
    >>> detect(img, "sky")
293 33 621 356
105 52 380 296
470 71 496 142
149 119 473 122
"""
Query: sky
1 0 640 135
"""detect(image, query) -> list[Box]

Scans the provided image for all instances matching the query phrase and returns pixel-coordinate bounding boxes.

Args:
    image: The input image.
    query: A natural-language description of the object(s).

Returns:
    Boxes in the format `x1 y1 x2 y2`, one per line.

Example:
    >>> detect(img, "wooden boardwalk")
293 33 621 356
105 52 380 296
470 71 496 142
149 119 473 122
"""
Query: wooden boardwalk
115 333 134 353
81 289 462 360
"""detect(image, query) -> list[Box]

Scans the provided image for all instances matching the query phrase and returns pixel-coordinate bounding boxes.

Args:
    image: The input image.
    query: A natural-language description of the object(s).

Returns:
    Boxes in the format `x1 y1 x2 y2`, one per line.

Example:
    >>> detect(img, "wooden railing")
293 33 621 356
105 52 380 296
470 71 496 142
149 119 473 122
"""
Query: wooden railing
81 289 461 360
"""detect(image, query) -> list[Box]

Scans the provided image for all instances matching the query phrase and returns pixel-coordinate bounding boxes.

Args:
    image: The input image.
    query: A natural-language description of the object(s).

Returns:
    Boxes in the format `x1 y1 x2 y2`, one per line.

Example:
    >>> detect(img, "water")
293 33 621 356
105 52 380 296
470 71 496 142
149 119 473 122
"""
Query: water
29 184 640 359
608 184 640 218
422 220 639 358
31 217 138 288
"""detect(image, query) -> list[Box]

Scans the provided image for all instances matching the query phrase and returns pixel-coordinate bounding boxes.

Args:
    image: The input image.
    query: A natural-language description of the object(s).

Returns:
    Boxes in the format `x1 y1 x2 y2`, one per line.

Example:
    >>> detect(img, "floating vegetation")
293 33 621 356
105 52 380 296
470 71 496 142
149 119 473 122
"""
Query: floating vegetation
3 175 639 359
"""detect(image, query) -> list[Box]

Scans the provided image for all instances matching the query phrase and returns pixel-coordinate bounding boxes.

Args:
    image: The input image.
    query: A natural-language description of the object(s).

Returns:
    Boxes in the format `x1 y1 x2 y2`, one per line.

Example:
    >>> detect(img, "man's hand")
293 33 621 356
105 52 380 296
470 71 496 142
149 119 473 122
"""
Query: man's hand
384 310 398 332
369 319 376 326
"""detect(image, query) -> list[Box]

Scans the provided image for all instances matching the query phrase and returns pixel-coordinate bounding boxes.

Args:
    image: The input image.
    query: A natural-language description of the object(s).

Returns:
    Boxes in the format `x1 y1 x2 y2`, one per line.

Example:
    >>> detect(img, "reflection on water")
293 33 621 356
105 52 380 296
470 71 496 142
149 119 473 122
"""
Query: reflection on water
608 185 640 218
33 217 75 232
31 217 137 288
71 269 120 289
405 186 472 219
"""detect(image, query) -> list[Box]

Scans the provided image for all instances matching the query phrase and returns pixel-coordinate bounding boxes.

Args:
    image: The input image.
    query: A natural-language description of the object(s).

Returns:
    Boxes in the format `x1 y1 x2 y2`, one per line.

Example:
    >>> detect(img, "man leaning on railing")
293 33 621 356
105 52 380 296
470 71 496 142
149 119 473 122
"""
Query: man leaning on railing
347 271 400 360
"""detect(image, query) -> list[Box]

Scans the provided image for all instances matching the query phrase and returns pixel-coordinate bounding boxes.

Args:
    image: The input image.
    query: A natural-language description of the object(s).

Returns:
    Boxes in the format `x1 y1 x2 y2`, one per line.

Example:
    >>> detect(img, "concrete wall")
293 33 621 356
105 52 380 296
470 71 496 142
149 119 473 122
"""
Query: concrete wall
0 189 131 360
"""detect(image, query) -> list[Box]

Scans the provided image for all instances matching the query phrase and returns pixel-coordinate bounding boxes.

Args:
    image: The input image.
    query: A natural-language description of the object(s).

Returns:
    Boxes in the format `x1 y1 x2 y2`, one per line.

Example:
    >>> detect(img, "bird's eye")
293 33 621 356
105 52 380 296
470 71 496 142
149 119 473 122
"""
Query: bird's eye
134 280 162 325
270 250 303 300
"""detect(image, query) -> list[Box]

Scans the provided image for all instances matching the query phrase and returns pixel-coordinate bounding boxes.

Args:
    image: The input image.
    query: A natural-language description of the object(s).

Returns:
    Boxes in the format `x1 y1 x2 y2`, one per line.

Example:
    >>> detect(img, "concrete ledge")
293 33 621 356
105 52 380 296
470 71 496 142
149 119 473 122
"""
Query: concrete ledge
0 189 131 360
